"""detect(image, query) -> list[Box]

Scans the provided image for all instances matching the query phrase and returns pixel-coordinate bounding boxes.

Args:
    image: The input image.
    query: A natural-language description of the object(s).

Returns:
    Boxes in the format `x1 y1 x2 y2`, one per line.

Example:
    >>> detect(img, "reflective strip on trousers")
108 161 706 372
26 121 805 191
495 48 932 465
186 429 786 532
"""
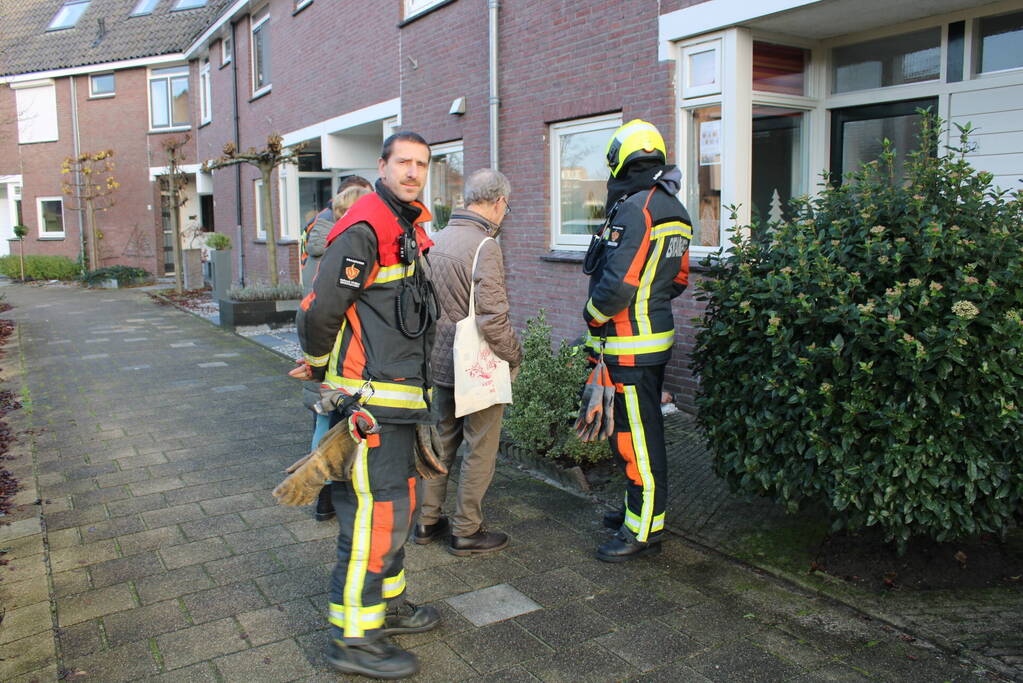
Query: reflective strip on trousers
382 570 406 600
623 385 657 542
342 440 373 638
328 601 386 631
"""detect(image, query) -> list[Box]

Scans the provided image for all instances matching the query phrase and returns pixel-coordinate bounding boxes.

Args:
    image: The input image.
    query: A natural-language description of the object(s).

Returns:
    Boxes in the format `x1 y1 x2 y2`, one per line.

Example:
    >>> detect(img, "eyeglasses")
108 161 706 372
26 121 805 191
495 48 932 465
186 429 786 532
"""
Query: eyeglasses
501 197 511 216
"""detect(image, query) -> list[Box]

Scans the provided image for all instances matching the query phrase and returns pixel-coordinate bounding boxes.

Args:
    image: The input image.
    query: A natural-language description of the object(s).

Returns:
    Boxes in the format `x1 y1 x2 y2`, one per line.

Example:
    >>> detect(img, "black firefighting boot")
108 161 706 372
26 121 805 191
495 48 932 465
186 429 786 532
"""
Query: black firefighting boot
382 600 440 635
314 483 335 522
596 527 662 563
602 506 625 529
327 636 419 680
413 516 449 545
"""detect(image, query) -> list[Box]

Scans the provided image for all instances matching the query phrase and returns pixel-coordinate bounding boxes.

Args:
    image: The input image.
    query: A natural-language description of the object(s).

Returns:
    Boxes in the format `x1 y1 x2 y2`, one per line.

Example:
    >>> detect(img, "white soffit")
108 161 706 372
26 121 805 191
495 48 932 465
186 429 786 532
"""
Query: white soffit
281 98 401 148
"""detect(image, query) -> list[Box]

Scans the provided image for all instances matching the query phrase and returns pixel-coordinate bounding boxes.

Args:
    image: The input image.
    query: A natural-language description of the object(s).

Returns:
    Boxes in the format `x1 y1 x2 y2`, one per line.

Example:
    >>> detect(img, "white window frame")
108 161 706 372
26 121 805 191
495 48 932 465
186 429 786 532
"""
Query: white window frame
251 8 271 97
89 72 115 98
130 0 160 16
147 65 190 131
172 0 207 9
221 35 233 66
36 196 65 239
294 0 313 11
404 0 447 21
972 8 1023 77
14 80 59 144
254 178 267 240
48 0 90 31
549 113 622 251
683 41 723 99
199 59 212 125
424 140 463 233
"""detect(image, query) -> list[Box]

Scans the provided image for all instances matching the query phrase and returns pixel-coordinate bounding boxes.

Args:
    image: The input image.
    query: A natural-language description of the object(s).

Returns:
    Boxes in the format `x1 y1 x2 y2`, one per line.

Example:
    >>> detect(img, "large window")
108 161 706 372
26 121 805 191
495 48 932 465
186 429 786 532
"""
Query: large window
830 98 936 185
90 73 115 98
251 8 271 95
977 10 1023 74
550 114 620 249
37 198 65 238
149 65 190 129
686 106 722 247
751 107 805 225
427 142 463 231
199 59 212 125
832 28 941 93
15 82 59 144
48 1 90 30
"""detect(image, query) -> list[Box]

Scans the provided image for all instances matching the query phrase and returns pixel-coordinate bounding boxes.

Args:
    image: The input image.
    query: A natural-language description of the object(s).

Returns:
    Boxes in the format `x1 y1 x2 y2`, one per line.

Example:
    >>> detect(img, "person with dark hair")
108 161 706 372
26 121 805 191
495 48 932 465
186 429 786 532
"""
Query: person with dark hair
416 168 521 556
582 119 692 562
296 132 439 679
295 175 372 522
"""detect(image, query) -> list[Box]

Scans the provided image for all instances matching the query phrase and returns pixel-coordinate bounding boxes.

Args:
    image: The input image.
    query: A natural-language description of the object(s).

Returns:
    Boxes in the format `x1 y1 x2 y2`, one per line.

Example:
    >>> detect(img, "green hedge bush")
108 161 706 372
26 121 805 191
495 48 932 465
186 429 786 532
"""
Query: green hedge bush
0 255 79 280
226 282 303 301
692 114 1023 546
505 311 610 465
81 265 150 286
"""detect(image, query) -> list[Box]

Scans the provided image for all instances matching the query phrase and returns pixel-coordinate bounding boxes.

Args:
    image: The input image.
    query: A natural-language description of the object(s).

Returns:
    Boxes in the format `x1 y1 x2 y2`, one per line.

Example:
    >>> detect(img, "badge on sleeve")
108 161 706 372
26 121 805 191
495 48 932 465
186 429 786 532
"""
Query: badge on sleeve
338 257 367 289
607 225 625 247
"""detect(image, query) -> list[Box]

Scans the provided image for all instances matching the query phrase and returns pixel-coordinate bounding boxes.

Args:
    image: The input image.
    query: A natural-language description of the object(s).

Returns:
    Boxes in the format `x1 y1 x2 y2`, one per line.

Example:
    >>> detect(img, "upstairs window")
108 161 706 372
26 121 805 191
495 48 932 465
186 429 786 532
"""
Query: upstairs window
199 59 212 124
130 0 160 16
89 73 115 97
832 28 941 93
149 65 190 129
251 9 271 95
404 0 446 21
221 35 233 66
48 0 90 30
977 10 1023 74
172 0 207 9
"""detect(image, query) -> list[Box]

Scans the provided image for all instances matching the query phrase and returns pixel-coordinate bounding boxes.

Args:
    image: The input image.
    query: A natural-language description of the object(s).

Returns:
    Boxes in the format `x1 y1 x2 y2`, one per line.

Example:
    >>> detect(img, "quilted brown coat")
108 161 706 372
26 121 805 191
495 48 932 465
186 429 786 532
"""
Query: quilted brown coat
428 209 522 388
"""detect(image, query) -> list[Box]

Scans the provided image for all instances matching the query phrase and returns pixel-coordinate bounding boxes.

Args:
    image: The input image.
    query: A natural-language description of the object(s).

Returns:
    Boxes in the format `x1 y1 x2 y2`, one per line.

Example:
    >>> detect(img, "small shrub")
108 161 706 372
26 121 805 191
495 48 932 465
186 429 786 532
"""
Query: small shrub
692 113 1023 547
80 265 151 286
0 255 79 280
206 233 231 250
504 311 610 465
12 225 27 239
227 282 303 301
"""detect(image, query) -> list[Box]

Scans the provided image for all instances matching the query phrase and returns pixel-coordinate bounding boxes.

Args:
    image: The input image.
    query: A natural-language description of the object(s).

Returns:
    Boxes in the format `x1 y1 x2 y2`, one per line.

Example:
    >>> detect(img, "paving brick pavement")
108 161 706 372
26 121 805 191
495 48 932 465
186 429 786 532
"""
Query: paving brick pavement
0 284 1008 682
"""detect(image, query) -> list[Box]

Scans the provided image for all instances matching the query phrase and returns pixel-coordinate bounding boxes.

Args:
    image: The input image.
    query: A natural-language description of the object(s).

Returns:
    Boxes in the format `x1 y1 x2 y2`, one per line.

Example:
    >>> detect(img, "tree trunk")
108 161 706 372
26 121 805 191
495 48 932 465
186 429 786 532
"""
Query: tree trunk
170 193 184 294
85 197 99 271
18 239 25 281
260 166 279 286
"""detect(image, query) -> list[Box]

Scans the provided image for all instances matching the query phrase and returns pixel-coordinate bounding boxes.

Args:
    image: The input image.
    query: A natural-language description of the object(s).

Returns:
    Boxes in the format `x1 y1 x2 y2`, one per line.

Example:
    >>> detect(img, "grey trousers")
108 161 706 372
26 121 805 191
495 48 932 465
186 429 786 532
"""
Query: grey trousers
420 385 505 538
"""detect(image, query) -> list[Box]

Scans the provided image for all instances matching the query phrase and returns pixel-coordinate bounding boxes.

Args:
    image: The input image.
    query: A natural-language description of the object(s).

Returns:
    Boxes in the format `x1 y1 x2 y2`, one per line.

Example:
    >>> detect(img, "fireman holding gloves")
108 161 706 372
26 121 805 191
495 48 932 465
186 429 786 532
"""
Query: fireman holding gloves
581 119 692 563
295 132 441 679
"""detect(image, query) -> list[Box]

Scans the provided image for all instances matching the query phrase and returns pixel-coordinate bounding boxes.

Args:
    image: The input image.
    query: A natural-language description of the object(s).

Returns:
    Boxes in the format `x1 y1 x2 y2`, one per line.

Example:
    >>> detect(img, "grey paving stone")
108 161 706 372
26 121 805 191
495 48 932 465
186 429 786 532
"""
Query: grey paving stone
79 515 147 542
163 483 224 506
128 476 185 497
103 599 191 647
585 585 677 627
236 598 322 645
156 617 249 670
596 619 702 672
147 661 221 683
509 567 602 608
523 640 635 683
688 637 805 682
515 601 616 650
183 582 271 624
0 601 52 645
57 620 106 659
205 550 285 585
117 525 186 554
447 621 552 675
161 537 234 569
89 552 166 588
213 639 318 682
255 564 332 602
657 600 764 646
199 492 267 517
222 525 300 553
444 553 533 590
50 539 120 572
181 513 250 541
141 502 207 529
0 631 57 681
52 568 92 598
57 583 136 626
107 492 167 516
136 564 216 604
445 583 542 628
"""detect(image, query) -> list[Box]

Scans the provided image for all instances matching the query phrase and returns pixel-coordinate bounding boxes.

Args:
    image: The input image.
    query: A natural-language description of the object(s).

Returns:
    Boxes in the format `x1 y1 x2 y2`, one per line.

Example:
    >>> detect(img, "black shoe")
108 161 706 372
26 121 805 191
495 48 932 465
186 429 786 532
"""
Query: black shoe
413 516 449 545
448 527 509 557
383 600 440 635
596 529 662 563
602 507 625 530
327 637 419 680
314 484 335 522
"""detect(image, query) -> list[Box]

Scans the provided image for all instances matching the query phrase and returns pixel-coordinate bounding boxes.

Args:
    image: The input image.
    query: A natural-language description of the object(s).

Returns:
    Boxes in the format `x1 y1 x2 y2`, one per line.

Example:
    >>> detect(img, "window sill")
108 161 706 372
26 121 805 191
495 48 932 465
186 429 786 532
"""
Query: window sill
88 93 116 100
39 235 66 240
219 59 232 70
199 120 211 129
250 87 272 102
399 0 456 26
149 126 191 134
541 250 585 263
292 0 312 16
255 238 299 245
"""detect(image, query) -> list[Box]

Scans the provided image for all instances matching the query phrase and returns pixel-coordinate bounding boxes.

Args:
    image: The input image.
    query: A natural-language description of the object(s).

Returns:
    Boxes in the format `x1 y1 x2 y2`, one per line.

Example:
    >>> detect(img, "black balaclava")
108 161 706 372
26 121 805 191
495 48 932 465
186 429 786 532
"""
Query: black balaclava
604 158 671 213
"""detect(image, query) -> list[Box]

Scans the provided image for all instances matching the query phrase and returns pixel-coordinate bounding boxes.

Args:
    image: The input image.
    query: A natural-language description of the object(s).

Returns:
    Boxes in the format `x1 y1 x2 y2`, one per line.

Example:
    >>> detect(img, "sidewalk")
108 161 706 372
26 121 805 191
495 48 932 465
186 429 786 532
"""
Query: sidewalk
0 284 1008 682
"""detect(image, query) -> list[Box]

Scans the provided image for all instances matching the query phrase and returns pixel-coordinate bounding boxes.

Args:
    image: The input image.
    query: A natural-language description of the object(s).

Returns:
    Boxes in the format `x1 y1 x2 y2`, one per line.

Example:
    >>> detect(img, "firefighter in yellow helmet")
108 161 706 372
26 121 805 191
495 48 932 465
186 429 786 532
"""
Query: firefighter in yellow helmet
582 119 692 562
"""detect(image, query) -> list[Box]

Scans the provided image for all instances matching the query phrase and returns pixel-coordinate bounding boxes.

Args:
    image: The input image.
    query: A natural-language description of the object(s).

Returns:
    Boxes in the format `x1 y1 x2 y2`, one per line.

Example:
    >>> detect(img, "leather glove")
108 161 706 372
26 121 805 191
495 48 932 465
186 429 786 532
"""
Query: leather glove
599 362 616 440
272 419 359 506
574 361 606 442
414 423 448 480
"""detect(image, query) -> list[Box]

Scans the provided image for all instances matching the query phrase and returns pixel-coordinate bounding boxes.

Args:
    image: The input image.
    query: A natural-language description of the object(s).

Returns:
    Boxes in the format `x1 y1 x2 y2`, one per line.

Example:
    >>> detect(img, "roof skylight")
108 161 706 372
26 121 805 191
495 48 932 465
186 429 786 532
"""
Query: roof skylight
48 0 90 30
131 0 161 16
172 0 208 10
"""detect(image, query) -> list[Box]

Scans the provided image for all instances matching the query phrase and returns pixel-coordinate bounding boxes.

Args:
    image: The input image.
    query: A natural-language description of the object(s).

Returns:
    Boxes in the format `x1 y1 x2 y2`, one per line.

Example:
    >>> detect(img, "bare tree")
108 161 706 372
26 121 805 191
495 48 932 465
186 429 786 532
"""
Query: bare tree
61 150 120 271
161 136 192 294
202 133 305 286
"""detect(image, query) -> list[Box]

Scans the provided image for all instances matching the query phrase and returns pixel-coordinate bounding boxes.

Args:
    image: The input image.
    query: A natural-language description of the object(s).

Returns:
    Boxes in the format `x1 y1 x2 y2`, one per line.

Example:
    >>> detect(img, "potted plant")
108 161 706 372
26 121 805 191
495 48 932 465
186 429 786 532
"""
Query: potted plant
205 233 233 302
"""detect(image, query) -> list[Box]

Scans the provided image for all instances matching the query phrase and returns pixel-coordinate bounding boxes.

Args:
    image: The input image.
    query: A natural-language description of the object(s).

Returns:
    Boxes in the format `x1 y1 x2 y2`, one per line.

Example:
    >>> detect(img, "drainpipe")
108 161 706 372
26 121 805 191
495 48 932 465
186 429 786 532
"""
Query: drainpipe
69 76 87 269
488 0 500 170
230 19 244 285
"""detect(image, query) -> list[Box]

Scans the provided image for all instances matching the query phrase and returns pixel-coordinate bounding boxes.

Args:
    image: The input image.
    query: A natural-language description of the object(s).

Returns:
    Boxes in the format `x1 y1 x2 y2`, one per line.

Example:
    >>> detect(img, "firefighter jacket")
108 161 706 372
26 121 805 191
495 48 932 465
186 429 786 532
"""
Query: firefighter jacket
297 187 436 424
582 166 692 367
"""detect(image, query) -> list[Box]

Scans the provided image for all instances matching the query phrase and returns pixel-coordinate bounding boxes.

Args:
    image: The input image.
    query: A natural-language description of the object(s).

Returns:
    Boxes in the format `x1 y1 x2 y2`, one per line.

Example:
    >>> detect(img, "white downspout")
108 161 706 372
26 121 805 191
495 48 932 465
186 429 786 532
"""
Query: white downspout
488 0 500 170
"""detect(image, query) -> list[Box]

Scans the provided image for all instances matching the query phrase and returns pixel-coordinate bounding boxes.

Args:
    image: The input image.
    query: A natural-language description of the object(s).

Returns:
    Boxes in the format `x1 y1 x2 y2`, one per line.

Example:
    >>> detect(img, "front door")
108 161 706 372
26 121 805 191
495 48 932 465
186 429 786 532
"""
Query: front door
159 178 175 275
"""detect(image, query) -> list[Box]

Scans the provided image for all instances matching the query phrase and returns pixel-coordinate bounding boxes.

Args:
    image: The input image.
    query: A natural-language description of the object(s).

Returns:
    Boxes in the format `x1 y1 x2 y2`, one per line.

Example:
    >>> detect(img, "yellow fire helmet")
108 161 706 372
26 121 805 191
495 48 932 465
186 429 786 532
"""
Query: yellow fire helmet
605 119 666 178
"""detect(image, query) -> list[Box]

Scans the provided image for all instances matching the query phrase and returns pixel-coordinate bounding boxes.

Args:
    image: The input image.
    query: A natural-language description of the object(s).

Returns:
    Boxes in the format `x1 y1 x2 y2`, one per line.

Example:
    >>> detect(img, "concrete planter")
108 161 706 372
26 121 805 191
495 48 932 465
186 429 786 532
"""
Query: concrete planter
210 249 233 302
500 440 591 493
218 298 300 330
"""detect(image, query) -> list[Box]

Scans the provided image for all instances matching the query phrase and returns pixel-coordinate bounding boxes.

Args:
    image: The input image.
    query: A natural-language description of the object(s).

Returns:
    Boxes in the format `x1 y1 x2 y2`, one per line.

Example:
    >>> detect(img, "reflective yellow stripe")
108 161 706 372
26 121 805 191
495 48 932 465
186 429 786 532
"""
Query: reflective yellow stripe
586 299 611 324
342 440 372 638
374 262 415 284
328 602 386 630
635 235 665 336
325 377 427 411
382 570 406 599
650 221 693 240
623 385 656 542
584 330 674 355
305 352 330 368
326 318 348 379
624 509 664 535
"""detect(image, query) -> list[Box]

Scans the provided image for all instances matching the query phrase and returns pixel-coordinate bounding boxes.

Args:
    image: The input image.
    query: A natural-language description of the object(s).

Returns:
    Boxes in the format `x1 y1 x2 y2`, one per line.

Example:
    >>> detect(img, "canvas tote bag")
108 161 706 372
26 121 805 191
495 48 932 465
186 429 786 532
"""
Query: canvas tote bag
453 237 513 417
